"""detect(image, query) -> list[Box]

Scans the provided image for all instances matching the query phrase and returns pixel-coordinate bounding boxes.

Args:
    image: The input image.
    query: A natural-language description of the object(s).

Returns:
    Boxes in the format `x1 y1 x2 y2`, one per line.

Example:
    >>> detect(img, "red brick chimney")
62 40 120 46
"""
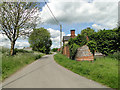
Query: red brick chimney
70 30 75 38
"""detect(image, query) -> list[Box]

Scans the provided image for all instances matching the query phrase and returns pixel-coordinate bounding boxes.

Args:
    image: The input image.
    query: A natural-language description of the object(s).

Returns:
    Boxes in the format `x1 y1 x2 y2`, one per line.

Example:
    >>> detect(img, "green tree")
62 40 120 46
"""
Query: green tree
87 41 97 56
68 34 87 47
114 28 120 51
0 2 41 55
75 34 87 47
29 28 52 54
81 27 95 36
68 38 75 46
89 29 118 55
52 48 58 52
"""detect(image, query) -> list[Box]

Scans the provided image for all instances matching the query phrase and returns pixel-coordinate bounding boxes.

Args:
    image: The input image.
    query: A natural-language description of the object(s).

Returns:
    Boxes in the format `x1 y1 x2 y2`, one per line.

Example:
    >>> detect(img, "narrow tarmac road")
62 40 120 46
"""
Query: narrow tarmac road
2 54 109 88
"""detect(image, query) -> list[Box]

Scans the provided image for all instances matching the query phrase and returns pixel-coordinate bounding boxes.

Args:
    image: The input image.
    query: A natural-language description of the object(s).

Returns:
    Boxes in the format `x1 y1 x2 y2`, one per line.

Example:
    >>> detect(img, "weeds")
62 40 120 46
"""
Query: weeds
1 47 43 81
54 53 118 88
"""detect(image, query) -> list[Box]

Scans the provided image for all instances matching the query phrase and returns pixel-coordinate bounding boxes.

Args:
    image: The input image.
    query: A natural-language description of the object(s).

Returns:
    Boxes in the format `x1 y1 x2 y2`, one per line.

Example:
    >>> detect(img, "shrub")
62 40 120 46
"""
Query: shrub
0 47 10 54
68 34 87 60
69 43 79 60
108 51 120 60
87 40 97 56
14 48 33 54
88 30 118 55
52 48 58 52
34 54 42 60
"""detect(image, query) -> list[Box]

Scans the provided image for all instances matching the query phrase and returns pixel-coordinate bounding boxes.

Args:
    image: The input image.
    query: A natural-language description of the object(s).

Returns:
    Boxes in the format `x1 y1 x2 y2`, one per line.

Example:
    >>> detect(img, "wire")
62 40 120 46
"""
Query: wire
43 0 60 25
43 0 62 48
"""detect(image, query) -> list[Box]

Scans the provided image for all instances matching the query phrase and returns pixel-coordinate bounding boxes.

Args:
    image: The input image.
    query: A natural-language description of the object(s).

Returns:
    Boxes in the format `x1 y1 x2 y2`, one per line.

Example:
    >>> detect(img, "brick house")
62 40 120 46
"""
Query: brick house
63 30 76 58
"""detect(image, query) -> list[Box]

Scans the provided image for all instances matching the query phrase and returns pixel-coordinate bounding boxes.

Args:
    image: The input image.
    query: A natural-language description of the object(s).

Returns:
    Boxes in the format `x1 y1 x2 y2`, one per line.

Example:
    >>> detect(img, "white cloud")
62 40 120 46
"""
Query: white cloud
67 34 71 36
0 33 8 42
15 41 30 49
92 24 107 30
67 34 77 36
41 0 118 29
0 33 30 49
47 28 65 48
0 33 10 48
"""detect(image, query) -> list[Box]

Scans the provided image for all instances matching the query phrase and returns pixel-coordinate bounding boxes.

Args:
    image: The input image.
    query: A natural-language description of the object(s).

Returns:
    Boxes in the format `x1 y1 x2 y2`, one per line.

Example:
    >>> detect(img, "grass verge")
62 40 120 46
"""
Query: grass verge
54 53 118 88
1 48 43 81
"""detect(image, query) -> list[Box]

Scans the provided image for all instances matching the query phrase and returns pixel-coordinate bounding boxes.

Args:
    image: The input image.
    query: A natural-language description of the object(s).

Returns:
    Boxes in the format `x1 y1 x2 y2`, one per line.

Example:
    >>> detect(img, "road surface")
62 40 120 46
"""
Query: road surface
2 54 109 88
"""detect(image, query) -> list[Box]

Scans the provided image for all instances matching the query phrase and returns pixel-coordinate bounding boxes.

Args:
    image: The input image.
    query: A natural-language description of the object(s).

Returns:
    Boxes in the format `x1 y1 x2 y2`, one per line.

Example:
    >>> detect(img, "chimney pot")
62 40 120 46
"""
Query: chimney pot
70 30 75 38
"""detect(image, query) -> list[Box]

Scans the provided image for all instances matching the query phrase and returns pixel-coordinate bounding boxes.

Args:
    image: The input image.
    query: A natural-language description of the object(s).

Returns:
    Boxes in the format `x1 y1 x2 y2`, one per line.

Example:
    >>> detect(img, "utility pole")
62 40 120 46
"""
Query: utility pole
60 25 62 53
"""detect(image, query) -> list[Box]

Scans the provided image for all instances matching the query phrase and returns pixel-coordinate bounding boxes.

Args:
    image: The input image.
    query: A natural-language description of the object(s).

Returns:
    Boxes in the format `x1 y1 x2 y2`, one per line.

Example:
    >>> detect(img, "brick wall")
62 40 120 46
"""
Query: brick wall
76 56 94 61
63 46 70 58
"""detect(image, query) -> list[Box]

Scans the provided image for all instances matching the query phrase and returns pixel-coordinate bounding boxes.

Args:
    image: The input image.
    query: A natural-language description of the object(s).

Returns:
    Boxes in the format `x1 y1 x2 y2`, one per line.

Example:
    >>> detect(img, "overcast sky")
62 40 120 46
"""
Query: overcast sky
0 0 119 49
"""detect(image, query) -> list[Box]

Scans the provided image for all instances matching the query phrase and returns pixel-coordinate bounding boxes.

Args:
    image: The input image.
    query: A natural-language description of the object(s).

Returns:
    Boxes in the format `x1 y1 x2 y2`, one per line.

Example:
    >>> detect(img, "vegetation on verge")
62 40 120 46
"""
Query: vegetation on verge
54 53 118 88
1 47 43 81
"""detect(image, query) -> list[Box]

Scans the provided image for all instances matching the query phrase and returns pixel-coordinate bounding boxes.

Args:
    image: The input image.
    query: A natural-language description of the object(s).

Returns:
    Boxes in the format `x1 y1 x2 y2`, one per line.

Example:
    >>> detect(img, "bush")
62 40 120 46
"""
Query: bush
88 30 118 55
108 51 120 60
14 48 34 54
14 48 28 53
69 43 79 60
87 40 97 56
0 47 10 54
68 34 87 60
34 54 42 60
52 48 58 52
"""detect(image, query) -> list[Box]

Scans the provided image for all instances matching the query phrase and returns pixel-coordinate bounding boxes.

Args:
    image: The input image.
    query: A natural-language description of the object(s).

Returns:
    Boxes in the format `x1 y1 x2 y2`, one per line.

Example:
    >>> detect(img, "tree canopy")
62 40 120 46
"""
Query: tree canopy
87 40 97 56
52 48 58 52
29 28 52 54
81 27 95 36
89 29 119 55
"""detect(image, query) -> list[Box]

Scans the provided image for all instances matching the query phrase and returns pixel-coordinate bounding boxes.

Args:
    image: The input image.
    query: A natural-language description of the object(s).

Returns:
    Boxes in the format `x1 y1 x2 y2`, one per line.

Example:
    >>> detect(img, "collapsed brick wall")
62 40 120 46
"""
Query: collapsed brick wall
75 45 94 61
62 45 94 61
63 46 70 58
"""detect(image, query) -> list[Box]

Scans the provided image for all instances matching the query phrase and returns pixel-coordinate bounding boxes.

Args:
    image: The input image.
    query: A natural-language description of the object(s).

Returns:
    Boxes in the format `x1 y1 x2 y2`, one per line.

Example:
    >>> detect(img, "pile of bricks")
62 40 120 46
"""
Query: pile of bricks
75 45 94 61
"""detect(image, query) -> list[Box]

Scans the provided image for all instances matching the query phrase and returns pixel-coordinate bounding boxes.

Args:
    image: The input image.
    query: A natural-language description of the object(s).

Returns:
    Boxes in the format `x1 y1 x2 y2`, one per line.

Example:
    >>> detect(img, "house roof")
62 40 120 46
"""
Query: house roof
63 36 71 41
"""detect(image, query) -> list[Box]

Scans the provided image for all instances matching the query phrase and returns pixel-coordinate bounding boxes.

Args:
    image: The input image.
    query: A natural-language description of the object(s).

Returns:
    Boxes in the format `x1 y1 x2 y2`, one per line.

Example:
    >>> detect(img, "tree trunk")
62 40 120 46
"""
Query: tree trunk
10 41 15 56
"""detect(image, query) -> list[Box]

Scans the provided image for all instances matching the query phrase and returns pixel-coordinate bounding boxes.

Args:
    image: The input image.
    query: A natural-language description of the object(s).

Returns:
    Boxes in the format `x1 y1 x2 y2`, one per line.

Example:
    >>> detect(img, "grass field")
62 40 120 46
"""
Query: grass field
54 53 118 88
0 47 43 81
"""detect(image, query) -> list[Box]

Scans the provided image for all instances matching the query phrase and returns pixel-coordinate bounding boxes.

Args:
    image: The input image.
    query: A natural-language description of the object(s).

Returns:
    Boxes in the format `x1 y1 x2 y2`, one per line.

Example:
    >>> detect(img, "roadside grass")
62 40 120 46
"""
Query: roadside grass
54 53 118 88
1 47 44 81
0 51 2 82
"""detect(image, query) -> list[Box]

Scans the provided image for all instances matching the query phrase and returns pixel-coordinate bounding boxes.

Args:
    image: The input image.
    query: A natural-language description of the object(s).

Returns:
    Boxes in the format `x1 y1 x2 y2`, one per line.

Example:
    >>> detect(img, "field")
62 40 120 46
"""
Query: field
54 53 118 88
0 47 43 81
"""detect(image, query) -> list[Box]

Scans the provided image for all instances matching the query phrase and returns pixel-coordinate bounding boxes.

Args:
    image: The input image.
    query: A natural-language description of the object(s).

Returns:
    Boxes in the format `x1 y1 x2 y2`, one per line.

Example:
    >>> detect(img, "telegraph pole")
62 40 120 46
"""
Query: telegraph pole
60 25 62 53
